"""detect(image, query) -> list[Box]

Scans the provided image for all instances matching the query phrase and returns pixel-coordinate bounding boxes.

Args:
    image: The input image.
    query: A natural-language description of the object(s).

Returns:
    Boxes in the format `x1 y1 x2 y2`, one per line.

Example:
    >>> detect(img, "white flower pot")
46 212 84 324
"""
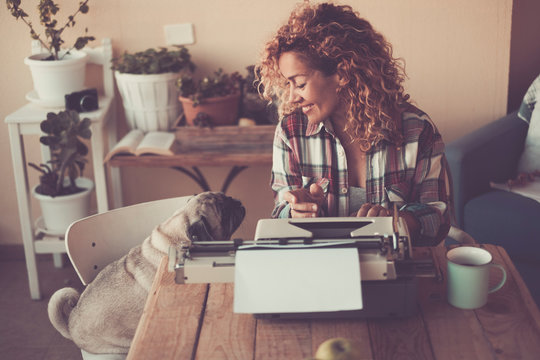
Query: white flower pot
115 71 181 132
24 50 88 105
32 177 94 235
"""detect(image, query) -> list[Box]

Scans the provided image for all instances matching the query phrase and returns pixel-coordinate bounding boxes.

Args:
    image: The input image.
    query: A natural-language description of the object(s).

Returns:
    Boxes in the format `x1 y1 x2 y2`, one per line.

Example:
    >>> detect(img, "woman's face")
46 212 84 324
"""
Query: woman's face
278 51 343 125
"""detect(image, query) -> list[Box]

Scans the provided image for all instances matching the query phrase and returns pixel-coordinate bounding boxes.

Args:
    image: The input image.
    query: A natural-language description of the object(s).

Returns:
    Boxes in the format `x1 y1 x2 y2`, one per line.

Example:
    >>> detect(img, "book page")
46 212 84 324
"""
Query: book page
135 131 176 156
104 129 144 162
490 180 540 203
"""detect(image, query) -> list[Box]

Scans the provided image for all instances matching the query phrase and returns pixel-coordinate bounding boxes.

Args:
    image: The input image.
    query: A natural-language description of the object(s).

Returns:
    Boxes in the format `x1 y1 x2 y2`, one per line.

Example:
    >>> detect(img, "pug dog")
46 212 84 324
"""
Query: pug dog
48 192 245 355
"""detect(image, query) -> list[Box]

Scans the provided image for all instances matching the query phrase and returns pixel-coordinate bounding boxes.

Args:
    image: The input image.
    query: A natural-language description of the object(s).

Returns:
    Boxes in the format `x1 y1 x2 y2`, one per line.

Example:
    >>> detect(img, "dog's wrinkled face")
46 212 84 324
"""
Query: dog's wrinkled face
185 192 245 242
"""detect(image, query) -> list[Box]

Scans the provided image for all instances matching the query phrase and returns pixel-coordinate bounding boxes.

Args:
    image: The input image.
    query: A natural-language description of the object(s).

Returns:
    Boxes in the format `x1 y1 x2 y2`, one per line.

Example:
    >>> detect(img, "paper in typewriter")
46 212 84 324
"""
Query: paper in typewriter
233 247 362 314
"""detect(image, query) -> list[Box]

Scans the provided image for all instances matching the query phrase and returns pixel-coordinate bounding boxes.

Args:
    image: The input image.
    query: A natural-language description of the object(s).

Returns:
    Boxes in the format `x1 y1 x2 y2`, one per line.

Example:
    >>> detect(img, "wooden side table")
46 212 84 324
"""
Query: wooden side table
4 39 120 300
107 125 275 193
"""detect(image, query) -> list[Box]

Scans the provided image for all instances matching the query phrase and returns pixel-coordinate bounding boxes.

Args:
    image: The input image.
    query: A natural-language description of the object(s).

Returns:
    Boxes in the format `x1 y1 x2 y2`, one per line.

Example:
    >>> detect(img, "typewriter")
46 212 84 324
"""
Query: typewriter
169 211 439 319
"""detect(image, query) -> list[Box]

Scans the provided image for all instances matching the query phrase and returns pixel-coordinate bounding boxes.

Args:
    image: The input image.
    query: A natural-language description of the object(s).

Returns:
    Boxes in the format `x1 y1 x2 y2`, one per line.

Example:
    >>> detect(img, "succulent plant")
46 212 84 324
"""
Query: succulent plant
28 110 92 197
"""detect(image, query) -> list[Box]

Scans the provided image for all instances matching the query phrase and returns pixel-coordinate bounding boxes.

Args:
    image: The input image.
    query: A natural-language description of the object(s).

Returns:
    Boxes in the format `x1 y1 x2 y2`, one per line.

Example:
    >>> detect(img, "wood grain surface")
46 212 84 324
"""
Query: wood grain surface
108 125 275 167
128 245 540 360
196 283 256 360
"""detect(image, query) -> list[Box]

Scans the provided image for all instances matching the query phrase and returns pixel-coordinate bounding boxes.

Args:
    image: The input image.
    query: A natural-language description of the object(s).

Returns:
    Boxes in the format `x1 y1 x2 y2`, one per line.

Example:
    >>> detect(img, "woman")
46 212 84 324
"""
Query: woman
256 2 452 246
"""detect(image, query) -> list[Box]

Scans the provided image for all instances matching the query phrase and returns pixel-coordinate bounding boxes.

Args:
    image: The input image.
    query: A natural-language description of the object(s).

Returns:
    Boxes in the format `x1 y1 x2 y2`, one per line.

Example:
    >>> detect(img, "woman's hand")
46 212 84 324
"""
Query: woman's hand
284 183 325 218
355 203 421 240
355 203 391 217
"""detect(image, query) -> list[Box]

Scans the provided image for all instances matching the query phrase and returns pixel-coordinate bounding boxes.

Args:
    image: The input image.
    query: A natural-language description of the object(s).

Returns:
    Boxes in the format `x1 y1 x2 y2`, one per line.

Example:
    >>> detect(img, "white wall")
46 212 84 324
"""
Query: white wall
0 0 512 244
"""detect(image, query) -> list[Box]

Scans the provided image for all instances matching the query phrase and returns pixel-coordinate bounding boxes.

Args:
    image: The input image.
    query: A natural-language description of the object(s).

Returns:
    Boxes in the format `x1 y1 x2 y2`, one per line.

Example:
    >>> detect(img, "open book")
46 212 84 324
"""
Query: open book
490 180 540 203
104 129 178 162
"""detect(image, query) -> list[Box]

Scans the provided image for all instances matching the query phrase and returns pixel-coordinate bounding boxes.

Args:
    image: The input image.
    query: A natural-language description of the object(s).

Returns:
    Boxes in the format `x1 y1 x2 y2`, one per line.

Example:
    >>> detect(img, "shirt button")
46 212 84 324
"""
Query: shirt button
338 149 344 157
341 187 348 194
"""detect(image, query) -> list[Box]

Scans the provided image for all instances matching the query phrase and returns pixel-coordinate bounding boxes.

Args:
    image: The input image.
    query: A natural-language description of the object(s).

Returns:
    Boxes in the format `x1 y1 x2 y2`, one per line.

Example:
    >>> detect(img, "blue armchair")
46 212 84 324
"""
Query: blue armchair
446 111 540 307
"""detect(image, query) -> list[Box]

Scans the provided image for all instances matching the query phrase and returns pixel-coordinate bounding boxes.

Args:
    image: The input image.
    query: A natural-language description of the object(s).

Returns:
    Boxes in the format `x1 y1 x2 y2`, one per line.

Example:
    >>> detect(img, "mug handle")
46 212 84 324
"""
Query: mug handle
488 264 507 293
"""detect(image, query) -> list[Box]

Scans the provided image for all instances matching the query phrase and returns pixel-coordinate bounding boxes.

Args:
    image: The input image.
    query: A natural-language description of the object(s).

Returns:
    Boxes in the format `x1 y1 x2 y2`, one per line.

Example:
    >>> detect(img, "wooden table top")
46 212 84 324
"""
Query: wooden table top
107 125 275 167
127 244 540 359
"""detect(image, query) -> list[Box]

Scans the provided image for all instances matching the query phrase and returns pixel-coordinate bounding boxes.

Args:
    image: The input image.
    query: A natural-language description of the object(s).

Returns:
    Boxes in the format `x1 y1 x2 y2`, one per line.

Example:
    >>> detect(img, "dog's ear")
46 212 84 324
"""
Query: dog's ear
187 216 213 242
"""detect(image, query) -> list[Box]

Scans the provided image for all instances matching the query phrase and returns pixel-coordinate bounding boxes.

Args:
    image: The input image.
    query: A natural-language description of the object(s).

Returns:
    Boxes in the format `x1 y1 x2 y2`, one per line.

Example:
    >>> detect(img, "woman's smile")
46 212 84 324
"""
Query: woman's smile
278 51 343 125
301 104 314 114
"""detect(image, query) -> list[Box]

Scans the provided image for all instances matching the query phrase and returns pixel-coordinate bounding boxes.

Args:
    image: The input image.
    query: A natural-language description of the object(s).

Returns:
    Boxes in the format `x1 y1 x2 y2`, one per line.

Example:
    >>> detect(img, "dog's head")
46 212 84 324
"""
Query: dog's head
183 192 245 242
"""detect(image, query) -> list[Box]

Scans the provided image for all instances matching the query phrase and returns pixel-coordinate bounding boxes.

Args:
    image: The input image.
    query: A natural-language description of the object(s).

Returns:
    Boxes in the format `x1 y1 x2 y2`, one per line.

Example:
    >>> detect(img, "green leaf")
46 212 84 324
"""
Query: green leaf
8 0 94 61
76 141 88 156
78 126 92 140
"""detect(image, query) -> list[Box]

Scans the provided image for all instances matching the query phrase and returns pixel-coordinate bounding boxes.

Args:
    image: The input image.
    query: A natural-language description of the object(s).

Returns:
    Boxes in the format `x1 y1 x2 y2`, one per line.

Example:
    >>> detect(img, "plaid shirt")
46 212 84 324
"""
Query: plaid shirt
271 106 452 246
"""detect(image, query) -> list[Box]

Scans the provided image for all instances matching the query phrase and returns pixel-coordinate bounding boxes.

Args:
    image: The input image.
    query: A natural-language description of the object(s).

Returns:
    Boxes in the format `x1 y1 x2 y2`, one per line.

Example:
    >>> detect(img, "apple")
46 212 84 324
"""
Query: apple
314 337 364 360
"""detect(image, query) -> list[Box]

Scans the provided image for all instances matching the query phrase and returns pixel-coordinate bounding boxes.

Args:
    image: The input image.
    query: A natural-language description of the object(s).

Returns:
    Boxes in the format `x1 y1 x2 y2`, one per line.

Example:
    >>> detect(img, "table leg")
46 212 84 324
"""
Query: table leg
8 124 41 300
171 166 248 194
221 166 247 193
172 166 210 191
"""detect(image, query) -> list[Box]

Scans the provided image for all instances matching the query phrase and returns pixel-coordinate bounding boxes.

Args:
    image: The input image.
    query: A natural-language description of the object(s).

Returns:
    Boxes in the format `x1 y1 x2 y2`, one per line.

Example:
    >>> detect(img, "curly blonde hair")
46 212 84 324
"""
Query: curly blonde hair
256 2 409 150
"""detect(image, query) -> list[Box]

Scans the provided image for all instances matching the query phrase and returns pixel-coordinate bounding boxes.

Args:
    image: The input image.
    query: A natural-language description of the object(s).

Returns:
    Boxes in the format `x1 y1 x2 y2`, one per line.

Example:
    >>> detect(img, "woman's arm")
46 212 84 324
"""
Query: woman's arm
270 123 325 218
270 124 299 218
400 121 452 246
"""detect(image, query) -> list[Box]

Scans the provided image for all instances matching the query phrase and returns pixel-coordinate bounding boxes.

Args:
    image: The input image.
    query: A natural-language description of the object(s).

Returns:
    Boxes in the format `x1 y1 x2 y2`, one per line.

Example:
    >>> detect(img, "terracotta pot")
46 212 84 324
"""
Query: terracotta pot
179 93 241 126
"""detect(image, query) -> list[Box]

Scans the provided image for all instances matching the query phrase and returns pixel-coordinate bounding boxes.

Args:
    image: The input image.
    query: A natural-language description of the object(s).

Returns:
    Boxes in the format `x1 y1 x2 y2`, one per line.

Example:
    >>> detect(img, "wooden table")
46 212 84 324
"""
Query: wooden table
107 125 275 193
127 244 540 359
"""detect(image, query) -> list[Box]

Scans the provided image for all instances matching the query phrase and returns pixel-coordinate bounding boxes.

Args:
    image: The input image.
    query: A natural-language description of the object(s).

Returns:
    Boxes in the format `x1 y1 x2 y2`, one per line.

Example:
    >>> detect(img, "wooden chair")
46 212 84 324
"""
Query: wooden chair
65 195 192 286
64 196 192 359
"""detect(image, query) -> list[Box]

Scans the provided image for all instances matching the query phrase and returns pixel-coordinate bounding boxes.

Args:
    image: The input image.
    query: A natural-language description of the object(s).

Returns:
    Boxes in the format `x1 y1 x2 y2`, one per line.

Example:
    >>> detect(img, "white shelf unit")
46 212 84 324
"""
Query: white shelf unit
4 38 122 300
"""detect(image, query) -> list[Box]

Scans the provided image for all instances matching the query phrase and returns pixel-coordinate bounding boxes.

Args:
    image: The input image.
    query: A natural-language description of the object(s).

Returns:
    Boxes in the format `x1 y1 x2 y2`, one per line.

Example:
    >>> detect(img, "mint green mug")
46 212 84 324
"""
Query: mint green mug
446 246 507 309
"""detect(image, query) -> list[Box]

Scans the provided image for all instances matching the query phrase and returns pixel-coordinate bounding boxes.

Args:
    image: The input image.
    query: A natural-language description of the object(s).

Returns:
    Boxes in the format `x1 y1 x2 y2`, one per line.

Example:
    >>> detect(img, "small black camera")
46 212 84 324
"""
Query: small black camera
65 88 99 113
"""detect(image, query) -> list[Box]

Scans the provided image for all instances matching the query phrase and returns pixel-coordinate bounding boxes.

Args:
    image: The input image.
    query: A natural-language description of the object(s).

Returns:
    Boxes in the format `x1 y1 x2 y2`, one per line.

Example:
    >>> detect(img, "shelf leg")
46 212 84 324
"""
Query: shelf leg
106 100 123 209
52 253 65 268
91 122 109 213
8 124 41 300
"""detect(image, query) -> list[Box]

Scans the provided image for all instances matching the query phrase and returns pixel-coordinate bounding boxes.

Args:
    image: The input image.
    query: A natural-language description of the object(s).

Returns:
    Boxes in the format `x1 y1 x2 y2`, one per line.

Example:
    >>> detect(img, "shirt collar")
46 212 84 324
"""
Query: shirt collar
306 118 334 137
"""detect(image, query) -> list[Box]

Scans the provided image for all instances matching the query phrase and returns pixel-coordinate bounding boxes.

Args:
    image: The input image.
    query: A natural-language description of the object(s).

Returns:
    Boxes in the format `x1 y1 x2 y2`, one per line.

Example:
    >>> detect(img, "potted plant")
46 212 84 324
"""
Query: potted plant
241 65 278 125
6 0 95 106
29 110 94 235
177 69 243 127
112 46 195 132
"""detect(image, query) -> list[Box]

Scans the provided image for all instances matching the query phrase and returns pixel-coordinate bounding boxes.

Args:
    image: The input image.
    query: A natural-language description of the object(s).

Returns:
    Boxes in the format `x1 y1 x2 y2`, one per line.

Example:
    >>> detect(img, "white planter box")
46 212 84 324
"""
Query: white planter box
115 71 181 132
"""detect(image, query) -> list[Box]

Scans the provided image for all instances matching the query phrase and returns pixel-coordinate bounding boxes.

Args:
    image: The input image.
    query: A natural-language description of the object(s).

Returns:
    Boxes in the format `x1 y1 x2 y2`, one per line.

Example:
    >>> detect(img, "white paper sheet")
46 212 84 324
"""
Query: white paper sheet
233 247 363 314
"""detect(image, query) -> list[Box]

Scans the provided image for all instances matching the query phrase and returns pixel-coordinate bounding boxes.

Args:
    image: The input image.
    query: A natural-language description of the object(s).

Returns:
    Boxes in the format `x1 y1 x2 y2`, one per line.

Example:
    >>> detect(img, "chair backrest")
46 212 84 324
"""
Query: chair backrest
65 196 192 285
